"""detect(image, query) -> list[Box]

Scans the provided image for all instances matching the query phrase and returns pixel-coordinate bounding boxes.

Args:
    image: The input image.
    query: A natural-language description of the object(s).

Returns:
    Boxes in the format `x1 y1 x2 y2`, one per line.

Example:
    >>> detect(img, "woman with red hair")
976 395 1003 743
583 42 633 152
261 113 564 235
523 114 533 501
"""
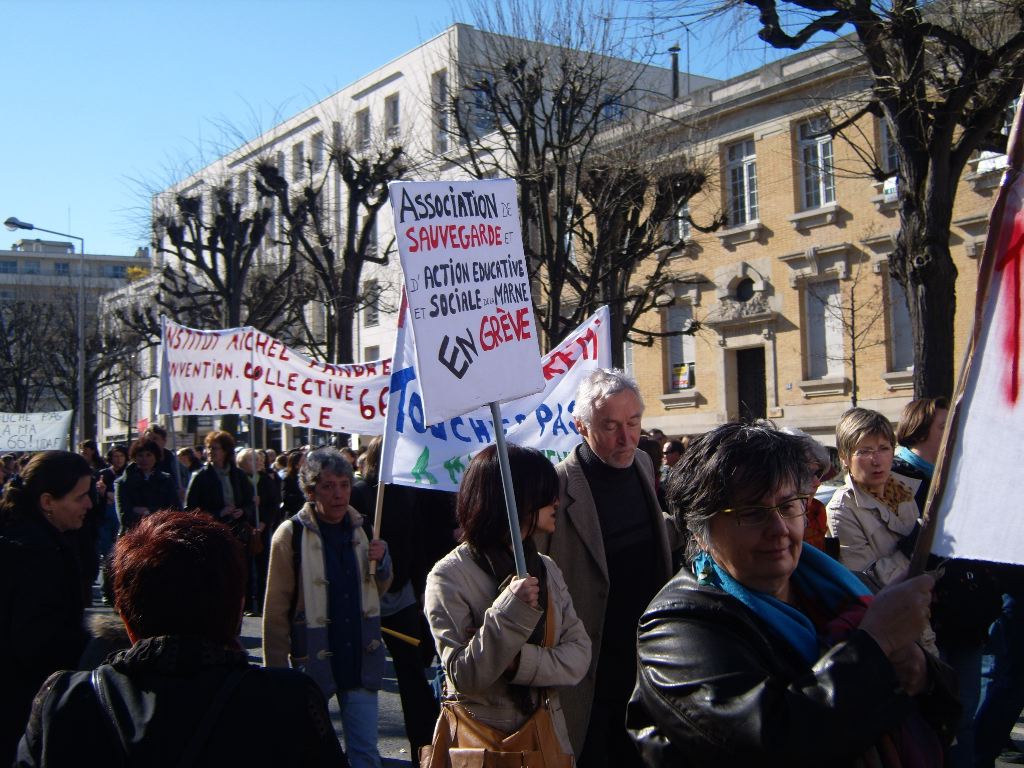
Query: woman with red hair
15 510 347 767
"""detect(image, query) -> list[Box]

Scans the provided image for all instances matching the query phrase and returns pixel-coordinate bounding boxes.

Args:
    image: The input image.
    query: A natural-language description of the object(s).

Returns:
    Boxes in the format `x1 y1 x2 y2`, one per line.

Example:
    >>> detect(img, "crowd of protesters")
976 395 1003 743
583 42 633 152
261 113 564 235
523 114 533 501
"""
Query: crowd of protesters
2 369 1024 767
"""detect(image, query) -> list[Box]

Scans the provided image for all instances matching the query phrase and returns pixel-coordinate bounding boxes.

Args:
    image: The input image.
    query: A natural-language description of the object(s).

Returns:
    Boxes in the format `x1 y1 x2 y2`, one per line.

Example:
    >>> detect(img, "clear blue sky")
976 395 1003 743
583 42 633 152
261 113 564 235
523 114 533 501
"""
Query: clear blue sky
1 0 788 257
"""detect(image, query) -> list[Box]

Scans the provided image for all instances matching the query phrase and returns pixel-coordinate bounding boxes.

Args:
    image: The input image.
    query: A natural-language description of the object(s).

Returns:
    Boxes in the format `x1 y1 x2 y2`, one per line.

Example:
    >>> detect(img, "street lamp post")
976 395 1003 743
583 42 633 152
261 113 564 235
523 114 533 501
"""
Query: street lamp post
4 216 87 446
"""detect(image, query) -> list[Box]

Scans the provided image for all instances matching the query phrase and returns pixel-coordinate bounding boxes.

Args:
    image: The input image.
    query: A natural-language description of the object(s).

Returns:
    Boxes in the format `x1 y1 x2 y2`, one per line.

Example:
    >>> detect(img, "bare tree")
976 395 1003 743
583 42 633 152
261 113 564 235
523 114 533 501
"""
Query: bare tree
0 291 60 413
254 134 408 364
153 182 310 340
440 0 715 358
686 0 1024 397
575 143 722 365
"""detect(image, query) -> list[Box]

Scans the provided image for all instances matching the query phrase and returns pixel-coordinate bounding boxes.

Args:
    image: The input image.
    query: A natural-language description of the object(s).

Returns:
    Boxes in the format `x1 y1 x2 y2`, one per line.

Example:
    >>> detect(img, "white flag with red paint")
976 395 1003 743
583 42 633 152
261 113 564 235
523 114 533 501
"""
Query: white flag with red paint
931 120 1024 563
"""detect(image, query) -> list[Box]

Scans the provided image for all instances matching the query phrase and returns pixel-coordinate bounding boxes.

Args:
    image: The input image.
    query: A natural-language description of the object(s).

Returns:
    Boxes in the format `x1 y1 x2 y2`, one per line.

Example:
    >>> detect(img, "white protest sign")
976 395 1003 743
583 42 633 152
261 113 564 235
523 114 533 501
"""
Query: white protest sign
0 411 72 451
380 306 610 492
388 179 545 425
161 320 391 433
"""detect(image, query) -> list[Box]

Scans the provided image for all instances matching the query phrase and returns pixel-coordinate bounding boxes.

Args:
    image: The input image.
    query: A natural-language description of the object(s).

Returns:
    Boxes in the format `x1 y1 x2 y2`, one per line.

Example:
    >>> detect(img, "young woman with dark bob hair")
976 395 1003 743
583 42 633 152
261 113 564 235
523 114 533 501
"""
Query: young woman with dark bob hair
0 451 93 765
15 510 348 767
423 444 591 760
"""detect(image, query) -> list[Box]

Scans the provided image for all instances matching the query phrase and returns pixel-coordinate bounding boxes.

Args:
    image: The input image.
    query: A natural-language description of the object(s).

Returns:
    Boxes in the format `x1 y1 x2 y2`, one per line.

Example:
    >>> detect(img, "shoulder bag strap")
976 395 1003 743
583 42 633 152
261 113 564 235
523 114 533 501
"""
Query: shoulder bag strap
174 666 251 768
90 668 130 764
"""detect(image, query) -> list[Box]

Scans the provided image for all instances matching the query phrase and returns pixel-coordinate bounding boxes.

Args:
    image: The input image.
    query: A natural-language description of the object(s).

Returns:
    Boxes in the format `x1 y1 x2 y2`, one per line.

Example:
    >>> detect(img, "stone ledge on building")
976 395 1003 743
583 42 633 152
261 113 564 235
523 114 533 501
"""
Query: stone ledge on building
880 369 914 391
715 221 765 248
659 389 702 410
797 376 849 398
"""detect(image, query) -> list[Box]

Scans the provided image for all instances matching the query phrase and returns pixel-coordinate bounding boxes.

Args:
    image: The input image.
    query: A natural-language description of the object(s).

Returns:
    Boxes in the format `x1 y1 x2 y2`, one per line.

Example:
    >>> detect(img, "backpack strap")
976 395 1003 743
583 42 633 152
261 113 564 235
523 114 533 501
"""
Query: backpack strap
90 668 130 763
288 515 303 621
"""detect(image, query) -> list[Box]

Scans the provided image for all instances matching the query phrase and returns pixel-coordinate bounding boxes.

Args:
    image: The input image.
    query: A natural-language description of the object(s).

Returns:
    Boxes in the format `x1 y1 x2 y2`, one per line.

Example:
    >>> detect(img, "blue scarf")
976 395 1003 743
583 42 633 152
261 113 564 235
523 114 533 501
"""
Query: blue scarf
895 445 934 478
693 545 870 663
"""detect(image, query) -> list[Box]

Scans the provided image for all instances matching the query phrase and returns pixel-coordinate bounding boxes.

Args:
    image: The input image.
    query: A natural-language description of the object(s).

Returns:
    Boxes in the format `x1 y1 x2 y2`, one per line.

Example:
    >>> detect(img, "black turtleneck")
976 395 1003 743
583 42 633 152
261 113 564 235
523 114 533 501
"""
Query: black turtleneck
577 441 660 671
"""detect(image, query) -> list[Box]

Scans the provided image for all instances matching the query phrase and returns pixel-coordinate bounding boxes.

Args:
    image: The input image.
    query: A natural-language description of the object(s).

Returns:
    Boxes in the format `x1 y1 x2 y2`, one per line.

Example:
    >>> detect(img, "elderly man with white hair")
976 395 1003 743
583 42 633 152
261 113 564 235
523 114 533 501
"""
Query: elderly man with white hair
536 368 680 768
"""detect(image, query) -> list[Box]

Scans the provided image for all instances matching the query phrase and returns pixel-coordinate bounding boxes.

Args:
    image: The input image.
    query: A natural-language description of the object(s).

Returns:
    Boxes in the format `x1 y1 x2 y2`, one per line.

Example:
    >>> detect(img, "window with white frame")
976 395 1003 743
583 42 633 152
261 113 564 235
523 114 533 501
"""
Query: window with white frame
292 142 305 180
599 94 625 123
363 215 377 258
880 119 899 175
236 170 249 206
888 276 914 370
623 340 634 379
726 139 758 225
432 70 449 153
55 262 69 276
469 70 496 137
798 117 835 210
364 345 380 362
364 279 380 327
978 98 1020 173
311 132 324 173
384 94 400 138
355 108 371 152
666 304 696 392
805 279 843 379
664 202 691 245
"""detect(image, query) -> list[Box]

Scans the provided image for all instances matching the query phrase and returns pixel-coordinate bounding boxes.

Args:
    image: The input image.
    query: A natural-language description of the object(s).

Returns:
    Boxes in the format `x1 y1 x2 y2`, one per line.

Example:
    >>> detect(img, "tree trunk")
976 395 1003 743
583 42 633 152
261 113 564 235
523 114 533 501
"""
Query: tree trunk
893 200 959 399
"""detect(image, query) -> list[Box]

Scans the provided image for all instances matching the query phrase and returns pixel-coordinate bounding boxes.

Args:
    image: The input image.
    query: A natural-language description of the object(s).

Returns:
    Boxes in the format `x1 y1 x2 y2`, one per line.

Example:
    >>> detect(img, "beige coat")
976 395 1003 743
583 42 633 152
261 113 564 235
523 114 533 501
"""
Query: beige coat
424 543 591 756
536 446 677 754
826 472 938 654
825 472 922 588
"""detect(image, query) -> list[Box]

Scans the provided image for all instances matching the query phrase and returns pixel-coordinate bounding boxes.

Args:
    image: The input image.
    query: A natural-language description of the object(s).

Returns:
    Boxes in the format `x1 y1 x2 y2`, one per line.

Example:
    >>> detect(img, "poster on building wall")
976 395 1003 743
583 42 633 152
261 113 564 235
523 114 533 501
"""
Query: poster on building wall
387 178 545 425
0 410 72 451
160 319 391 434
380 305 610 492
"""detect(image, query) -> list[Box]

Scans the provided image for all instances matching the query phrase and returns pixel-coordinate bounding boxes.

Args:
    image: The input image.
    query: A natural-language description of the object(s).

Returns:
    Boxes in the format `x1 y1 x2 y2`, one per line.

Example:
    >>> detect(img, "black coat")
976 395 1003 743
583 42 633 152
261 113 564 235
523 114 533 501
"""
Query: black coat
113 463 180 531
280 473 306 518
185 463 256 524
626 568 959 767
353 479 425 596
0 513 87 765
16 634 347 767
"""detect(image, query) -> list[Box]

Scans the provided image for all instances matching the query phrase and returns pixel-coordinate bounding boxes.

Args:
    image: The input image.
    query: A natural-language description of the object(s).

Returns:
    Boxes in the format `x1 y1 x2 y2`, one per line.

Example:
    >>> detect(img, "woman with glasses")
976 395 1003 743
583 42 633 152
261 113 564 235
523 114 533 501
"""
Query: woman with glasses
825 408 924 593
627 422 956 766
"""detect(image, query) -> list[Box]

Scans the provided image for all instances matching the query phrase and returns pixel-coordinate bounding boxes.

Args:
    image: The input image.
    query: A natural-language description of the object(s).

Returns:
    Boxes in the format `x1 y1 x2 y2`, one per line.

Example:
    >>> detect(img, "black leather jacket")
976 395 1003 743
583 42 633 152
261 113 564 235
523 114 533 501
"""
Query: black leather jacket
626 568 958 767
16 635 347 767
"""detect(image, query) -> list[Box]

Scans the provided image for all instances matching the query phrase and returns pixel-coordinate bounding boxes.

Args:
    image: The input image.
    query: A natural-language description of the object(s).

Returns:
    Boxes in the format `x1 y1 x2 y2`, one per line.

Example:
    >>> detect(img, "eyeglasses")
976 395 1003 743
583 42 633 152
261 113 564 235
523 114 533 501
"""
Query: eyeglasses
852 445 893 459
719 495 812 527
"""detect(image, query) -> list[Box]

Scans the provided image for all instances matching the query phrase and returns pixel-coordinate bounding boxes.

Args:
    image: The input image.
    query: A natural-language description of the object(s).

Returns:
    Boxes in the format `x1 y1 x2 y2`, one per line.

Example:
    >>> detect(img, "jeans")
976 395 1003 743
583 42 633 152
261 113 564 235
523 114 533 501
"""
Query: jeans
336 688 383 768
975 589 1024 768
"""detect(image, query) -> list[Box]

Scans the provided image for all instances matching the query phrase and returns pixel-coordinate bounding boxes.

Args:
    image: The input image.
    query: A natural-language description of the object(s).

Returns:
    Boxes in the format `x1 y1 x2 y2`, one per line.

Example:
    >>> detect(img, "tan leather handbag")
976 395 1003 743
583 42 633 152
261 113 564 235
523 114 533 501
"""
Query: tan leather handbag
420 594 572 768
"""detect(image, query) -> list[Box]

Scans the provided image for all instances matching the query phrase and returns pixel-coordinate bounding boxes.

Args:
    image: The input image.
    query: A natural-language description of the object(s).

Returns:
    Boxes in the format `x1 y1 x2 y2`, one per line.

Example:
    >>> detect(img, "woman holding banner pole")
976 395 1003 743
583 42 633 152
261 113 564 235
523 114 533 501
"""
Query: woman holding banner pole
423 444 590 765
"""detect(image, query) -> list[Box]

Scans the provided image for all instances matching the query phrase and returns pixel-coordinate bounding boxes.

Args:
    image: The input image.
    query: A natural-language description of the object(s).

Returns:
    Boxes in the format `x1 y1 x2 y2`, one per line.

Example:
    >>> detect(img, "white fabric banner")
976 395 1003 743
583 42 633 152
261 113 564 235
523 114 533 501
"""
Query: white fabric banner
380 306 610 492
932 164 1024 564
387 179 545 424
160 319 391 434
0 410 72 451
